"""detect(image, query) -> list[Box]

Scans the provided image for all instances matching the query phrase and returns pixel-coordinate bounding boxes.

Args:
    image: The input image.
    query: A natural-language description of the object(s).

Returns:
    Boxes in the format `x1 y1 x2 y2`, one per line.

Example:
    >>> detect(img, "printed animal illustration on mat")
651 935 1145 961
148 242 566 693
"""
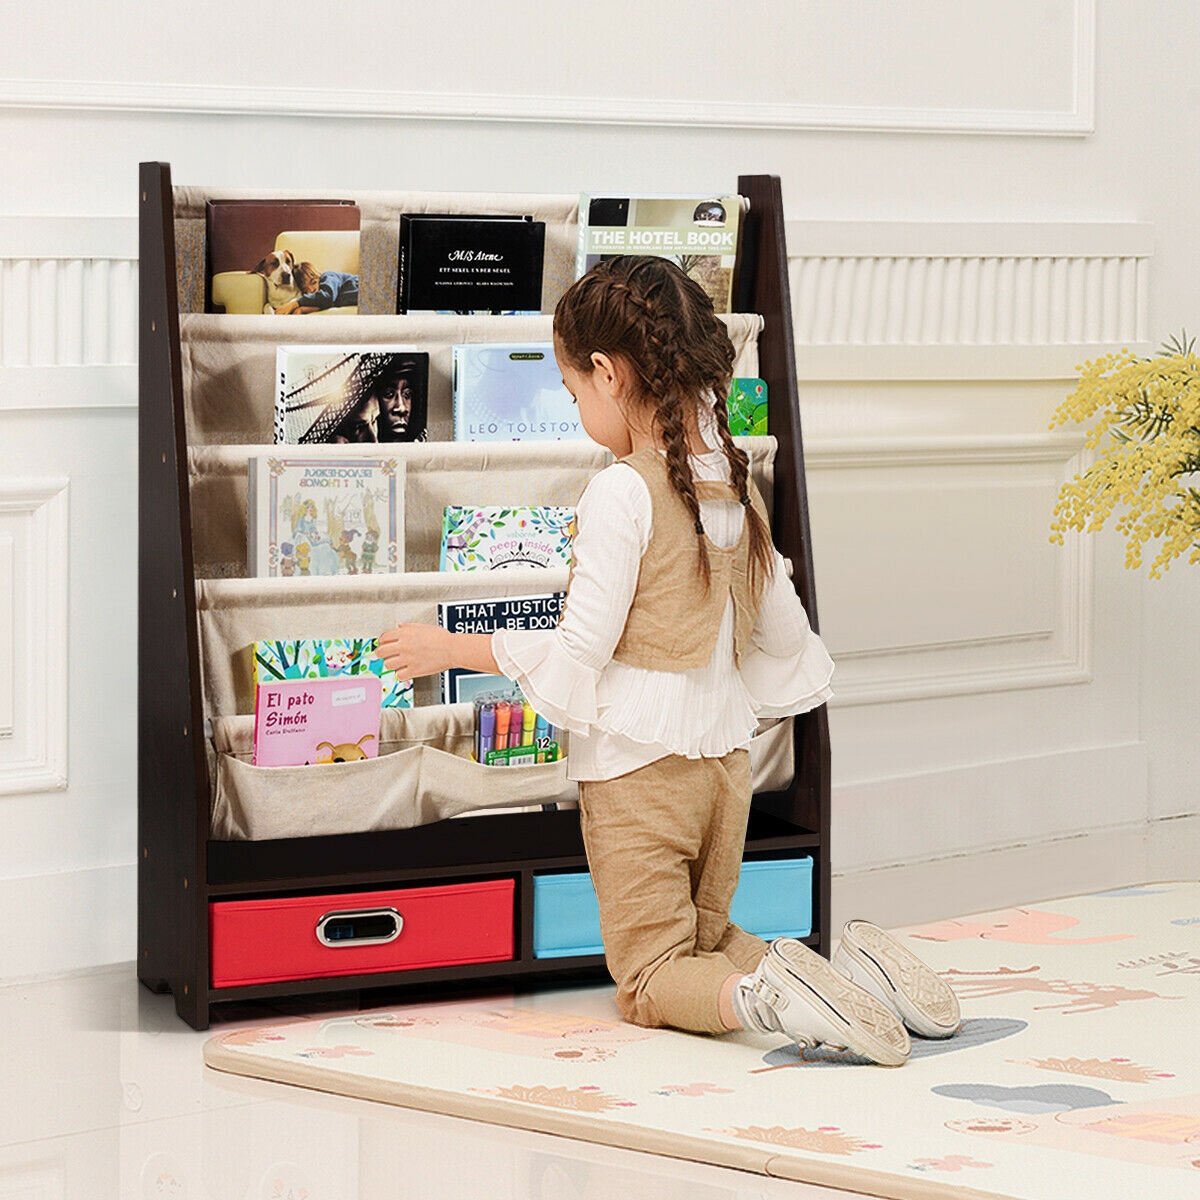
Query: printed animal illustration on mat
1012 1056 1175 1083
753 1018 1027 1071
948 1093 1200 1171
706 1124 882 1155
907 1154 993 1173
909 907 1133 945
1118 951 1200 977
944 966 1184 1014
932 1082 1120 1113
340 1005 658 1063
467 1083 637 1112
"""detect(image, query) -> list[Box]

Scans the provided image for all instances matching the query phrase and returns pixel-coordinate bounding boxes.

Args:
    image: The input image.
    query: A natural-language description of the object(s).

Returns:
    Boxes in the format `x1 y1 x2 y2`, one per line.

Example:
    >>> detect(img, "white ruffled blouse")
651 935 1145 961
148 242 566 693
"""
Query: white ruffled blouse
491 429 835 782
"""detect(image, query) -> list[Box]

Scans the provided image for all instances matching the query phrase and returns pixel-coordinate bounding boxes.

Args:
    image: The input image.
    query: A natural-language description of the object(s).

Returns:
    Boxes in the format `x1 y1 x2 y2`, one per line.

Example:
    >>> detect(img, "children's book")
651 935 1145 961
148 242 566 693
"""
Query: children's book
253 675 383 767
576 194 745 313
451 343 586 442
727 377 768 437
205 199 360 316
439 506 576 572
251 638 414 709
275 347 429 444
437 592 566 703
247 453 404 578
397 214 545 314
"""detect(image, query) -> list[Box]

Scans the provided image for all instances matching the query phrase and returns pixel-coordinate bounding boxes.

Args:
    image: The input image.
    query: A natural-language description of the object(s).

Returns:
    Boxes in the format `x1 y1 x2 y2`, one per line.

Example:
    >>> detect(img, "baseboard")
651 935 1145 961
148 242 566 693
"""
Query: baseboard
830 813 1200 934
832 740 1150 874
0 862 134 982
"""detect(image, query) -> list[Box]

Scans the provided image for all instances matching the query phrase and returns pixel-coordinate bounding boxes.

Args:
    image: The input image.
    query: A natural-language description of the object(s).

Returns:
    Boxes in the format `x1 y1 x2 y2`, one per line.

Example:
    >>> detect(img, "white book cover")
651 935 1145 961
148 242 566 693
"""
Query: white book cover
247 452 405 578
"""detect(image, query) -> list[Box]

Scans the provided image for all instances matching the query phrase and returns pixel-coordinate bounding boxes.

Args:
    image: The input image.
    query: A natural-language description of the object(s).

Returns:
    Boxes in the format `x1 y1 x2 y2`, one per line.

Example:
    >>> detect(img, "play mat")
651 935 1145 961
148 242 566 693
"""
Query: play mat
204 881 1200 1199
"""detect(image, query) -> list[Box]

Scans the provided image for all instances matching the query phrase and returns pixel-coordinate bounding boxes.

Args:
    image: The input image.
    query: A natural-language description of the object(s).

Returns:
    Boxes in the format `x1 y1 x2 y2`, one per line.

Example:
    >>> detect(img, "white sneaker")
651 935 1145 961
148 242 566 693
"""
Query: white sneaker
832 919 961 1039
733 937 911 1067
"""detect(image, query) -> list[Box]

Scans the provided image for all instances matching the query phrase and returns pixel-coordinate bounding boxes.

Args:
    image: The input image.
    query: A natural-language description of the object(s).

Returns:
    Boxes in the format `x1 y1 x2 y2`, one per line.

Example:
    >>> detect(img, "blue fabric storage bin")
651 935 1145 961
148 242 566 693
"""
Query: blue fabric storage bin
532 856 813 959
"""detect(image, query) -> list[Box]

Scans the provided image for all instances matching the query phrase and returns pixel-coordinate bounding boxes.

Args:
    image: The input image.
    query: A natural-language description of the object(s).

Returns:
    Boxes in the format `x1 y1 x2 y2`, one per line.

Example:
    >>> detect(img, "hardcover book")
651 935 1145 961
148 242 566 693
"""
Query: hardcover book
251 638 414 709
275 347 430 444
397 214 545 314
205 199 361 316
727 377 768 437
451 343 586 442
437 592 566 703
247 453 404 578
439 506 576 572
576 194 745 313
253 675 383 767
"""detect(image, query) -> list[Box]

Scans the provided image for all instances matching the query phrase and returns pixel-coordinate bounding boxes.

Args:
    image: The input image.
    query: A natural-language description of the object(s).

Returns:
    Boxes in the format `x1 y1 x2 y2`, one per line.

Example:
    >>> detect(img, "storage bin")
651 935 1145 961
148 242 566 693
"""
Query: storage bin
532 855 812 959
210 878 515 988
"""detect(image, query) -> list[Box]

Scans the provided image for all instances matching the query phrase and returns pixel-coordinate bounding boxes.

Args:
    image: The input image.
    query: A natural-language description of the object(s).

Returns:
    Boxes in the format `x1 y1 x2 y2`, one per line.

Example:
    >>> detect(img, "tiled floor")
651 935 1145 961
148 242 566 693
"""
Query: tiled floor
4 818 1196 1198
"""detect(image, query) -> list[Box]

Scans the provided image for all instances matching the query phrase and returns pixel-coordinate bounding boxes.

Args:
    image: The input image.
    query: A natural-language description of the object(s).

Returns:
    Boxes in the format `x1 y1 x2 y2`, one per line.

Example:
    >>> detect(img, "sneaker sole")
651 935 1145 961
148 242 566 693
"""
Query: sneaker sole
768 940 911 1067
839 921 961 1038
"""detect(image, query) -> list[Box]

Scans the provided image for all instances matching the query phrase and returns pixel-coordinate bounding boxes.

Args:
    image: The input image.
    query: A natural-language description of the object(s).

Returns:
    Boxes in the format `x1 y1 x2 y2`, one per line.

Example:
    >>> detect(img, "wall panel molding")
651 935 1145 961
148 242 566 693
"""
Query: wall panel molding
808 433 1093 705
0 2 1095 135
0 478 69 795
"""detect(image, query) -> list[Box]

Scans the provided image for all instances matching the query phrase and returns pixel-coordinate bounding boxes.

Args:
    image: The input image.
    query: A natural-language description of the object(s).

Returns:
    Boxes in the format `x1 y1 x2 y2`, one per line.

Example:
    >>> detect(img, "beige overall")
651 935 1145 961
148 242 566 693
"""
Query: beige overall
575 448 772 1034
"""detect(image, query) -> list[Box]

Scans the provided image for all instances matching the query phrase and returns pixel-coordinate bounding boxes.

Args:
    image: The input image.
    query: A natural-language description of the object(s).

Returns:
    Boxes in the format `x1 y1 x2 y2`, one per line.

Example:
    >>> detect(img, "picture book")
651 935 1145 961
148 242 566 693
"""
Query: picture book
253 675 383 767
576 194 745 313
727 377 768 437
275 346 430 444
251 638 414 709
451 343 586 442
437 592 566 703
247 453 404 578
439 506 576 572
205 199 361 316
398 214 544 314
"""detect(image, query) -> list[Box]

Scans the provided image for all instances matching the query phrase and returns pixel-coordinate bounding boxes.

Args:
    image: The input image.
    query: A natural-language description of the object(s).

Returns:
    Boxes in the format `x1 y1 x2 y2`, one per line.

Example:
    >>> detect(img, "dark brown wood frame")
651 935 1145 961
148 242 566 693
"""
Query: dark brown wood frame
138 163 832 1030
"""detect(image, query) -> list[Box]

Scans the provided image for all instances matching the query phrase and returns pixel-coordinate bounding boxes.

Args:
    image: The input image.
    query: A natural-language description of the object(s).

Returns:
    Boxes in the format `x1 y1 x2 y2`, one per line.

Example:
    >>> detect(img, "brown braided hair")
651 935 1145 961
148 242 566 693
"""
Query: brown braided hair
554 255 774 601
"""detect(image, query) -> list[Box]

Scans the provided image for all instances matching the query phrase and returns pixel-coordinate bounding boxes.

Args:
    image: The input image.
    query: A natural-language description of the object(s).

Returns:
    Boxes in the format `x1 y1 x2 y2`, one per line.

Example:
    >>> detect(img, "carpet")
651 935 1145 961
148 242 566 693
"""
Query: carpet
204 881 1200 1199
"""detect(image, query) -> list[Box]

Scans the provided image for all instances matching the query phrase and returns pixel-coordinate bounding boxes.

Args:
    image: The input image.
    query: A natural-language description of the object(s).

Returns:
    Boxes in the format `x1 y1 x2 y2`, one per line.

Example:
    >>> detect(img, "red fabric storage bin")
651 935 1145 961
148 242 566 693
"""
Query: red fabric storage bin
210 878 515 988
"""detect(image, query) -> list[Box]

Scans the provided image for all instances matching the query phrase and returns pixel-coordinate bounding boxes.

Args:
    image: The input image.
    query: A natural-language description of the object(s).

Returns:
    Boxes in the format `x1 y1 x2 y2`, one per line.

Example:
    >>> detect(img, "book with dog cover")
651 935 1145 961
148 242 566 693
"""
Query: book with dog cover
397 214 544 314
576 194 746 313
436 591 566 703
246 453 404 578
251 638 414 709
205 199 361 315
252 675 383 767
275 346 430 443
438 505 576 572
451 342 586 442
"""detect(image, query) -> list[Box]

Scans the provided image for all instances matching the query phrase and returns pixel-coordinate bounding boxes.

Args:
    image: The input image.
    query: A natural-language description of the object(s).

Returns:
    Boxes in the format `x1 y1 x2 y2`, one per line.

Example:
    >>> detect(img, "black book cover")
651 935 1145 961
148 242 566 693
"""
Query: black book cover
397 214 545 314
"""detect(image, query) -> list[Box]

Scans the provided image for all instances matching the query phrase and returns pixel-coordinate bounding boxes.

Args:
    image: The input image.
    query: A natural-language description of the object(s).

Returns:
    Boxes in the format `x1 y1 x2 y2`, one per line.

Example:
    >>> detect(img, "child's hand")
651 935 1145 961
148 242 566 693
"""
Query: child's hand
375 623 454 679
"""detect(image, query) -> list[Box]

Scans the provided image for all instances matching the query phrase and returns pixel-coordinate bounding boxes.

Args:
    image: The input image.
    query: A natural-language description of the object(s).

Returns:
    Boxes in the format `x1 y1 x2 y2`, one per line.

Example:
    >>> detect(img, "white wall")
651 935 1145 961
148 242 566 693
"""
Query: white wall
1 0 1196 978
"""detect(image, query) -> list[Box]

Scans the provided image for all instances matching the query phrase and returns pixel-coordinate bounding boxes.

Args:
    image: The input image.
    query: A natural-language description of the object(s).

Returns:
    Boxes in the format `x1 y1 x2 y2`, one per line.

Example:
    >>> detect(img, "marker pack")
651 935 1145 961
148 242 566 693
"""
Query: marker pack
473 688 562 767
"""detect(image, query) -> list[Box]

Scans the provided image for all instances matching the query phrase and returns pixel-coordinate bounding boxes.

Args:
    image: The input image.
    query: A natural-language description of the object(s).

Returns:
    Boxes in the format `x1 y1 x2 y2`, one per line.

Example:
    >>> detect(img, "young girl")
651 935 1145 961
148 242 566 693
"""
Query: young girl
378 255 960 1065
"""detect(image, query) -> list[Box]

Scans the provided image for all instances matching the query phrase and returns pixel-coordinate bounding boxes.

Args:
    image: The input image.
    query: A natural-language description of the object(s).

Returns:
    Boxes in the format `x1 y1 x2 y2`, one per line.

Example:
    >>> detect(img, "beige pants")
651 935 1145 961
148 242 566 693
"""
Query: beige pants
576 748 770 1034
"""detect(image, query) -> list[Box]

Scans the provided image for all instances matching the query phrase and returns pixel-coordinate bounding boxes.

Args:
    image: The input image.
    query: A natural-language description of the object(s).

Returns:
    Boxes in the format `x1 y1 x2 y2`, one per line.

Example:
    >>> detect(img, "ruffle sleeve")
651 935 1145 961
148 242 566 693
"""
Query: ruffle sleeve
739 630 836 718
491 627 600 736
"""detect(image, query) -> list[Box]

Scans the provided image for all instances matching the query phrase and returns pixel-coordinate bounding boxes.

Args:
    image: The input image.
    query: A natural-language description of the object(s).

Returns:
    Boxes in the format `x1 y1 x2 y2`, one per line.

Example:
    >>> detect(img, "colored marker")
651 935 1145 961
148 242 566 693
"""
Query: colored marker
534 713 549 762
478 702 495 761
522 702 536 746
495 700 512 751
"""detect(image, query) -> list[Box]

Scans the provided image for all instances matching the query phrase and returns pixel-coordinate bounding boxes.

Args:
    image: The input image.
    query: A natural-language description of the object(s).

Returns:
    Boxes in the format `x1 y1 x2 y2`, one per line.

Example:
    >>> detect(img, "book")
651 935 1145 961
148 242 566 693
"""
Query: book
727 377 768 437
275 347 430 444
397 214 544 314
439 505 576 572
247 453 404 578
253 675 383 767
205 199 361 316
576 194 745 313
437 592 566 703
451 343 586 442
251 638 414 709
